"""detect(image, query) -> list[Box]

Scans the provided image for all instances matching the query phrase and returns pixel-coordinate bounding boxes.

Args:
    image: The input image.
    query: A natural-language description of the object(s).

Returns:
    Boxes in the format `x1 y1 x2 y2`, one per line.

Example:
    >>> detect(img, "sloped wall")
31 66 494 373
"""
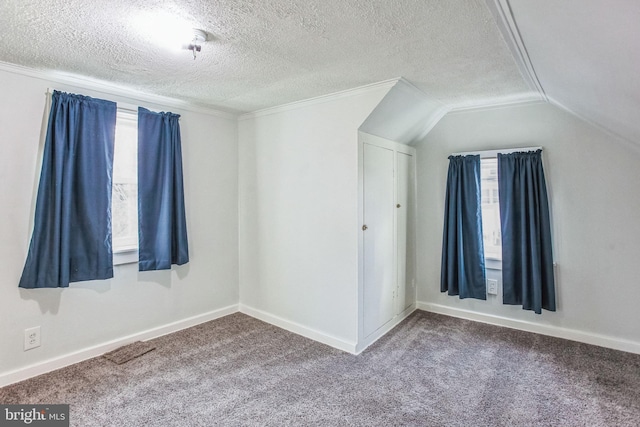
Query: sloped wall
359 79 447 145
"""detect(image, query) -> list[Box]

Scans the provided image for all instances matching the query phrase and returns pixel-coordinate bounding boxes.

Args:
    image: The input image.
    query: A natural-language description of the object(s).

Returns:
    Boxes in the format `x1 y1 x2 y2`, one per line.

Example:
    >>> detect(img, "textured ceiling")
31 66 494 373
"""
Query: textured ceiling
0 0 532 113
508 0 640 145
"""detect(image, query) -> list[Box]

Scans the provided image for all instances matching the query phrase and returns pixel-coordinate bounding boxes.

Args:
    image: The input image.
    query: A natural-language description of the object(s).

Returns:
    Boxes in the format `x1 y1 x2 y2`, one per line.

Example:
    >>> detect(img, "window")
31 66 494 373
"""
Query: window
480 158 501 260
112 110 138 263
442 148 554 311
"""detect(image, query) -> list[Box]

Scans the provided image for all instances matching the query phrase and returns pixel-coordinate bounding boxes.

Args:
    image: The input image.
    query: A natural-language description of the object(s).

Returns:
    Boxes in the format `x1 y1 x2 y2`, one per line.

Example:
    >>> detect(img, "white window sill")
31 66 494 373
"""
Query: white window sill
114 249 138 266
485 257 502 271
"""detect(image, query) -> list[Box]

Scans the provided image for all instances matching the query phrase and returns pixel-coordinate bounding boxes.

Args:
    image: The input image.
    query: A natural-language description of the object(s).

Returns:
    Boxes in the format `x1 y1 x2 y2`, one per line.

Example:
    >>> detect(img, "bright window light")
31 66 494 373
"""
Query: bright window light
112 110 138 253
481 158 501 260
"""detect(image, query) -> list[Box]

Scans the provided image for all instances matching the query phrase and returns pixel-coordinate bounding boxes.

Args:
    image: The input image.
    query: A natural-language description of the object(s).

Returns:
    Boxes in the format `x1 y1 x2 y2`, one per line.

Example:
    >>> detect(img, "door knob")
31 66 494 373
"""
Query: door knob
397 204 401 208
362 225 368 231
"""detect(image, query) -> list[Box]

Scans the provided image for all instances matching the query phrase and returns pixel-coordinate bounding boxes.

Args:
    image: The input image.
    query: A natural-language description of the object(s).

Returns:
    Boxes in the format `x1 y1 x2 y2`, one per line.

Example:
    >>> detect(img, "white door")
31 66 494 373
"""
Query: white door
363 143 395 337
396 152 416 312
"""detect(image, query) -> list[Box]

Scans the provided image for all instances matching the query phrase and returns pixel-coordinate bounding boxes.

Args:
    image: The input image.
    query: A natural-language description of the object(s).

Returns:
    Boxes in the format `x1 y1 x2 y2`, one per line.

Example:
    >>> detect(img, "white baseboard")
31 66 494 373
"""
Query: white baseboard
239 304 357 354
0 304 239 388
16 300 630 389
417 301 640 355
355 303 416 354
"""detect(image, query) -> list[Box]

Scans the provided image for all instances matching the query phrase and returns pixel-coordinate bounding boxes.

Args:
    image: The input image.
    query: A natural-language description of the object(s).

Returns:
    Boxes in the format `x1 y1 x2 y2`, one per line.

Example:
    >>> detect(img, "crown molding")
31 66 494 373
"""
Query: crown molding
0 61 238 119
393 79 451 145
413 105 451 143
448 94 546 114
238 78 399 121
485 0 547 101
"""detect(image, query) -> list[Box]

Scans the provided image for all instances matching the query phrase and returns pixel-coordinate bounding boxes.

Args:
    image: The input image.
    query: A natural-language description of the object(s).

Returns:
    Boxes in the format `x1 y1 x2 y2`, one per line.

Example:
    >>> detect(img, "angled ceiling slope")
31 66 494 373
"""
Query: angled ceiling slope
359 79 447 146
496 0 640 146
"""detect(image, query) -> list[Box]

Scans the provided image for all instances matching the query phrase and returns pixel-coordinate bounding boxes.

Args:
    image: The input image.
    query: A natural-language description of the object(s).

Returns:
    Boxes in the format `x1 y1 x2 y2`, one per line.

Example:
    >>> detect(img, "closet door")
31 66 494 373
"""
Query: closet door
396 152 416 312
363 143 395 337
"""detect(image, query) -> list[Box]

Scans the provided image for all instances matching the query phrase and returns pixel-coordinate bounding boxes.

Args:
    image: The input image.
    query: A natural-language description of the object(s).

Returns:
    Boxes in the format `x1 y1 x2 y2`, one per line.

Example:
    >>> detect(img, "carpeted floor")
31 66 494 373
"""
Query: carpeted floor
1 311 639 426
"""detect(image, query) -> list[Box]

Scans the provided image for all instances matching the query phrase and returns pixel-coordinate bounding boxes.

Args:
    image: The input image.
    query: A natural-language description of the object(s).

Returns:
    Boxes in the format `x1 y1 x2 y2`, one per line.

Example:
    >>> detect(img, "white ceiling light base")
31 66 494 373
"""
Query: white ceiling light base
185 29 208 60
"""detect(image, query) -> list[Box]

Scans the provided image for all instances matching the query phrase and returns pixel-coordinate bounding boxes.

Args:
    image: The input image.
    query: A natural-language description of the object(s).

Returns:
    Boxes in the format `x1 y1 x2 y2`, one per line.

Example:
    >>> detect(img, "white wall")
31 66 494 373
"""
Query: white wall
0 68 239 382
416 101 640 352
238 86 391 350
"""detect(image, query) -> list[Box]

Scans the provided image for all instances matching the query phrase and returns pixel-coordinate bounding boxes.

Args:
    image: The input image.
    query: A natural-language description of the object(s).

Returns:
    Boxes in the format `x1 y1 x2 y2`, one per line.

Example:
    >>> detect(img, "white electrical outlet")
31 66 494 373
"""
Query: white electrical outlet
24 326 41 351
487 279 498 295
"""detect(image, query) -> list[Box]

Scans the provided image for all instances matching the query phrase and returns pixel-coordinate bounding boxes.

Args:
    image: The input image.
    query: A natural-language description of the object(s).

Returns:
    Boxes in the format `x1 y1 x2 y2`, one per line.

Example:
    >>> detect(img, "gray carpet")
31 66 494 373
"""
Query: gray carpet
1 311 639 426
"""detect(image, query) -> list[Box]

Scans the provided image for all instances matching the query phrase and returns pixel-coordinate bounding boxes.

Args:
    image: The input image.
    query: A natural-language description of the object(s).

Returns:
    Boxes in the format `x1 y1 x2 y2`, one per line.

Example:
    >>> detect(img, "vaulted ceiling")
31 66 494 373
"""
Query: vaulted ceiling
507 0 640 144
0 0 638 144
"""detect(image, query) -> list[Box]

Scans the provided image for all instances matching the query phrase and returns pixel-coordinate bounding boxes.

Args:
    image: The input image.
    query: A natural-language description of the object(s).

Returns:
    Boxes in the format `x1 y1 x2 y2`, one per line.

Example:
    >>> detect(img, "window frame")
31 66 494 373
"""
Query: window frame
112 106 139 266
451 146 543 271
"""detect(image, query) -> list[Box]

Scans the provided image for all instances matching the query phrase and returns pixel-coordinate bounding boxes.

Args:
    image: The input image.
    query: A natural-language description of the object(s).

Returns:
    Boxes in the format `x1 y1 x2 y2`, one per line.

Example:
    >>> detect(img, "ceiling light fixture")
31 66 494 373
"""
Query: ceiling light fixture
134 12 191 51
184 29 207 60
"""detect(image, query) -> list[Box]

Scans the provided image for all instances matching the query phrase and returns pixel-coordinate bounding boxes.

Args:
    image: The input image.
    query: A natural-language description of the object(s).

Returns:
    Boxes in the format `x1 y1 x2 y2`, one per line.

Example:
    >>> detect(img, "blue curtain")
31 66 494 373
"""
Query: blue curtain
498 150 556 314
137 108 189 271
441 155 486 299
19 91 116 288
